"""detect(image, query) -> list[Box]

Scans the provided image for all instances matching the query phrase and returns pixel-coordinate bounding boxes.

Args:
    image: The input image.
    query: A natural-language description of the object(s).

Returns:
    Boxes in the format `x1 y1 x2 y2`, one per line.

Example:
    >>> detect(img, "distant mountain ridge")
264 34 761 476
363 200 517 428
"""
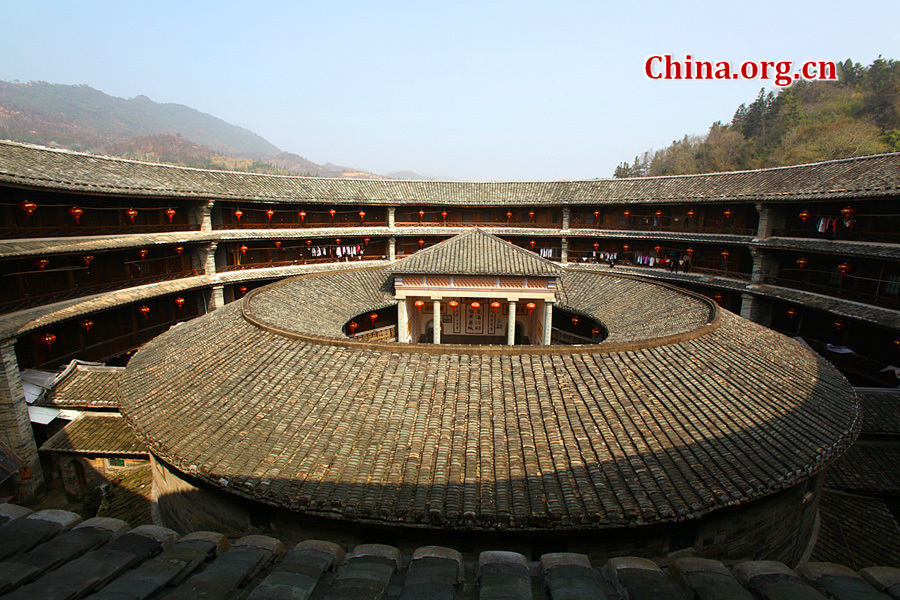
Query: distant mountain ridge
0 80 405 179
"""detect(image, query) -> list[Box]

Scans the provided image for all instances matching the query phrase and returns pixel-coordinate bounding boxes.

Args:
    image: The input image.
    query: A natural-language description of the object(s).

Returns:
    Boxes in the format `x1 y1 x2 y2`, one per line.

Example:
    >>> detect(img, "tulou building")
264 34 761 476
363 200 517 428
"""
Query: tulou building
0 140 899 570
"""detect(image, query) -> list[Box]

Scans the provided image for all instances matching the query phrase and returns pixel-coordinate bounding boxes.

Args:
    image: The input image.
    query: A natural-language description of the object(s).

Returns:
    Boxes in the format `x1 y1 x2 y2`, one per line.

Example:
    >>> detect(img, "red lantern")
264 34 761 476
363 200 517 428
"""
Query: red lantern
306 240 312 248
165 207 176 222
796 257 808 269
529 240 536 249
174 246 184 255
686 247 694 256
841 206 856 217
414 300 425 313
175 297 185 310
126 208 138 223
491 301 501 313
623 244 630 252
139 305 150 319
441 210 448 221
239 286 248 296
418 239 425 248
35 258 50 271
68 206 83 224
418 210 425 221
18 200 36 218
335 238 341 246
786 308 798 319
369 312 378 325
41 333 56 350
81 319 94 334
623 209 631 219
837 262 851 276
526 302 536 316
721 250 730 259
234 209 243 221
274 241 282 249
299 211 307 223
266 209 275 221
359 211 366 222
655 210 663 219
448 300 459 311
799 210 811 224
714 293 724 304
686 209 695 219
654 245 662 254
833 319 846 331
529 210 535 221
591 327 601 338
593 242 599 250
363 237 370 246
571 316 580 327
82 255 93 267
593 210 600 221
506 211 513 223
240 245 249 255
470 302 481 313
138 249 148 260
723 209 733 219
348 321 358 334
329 209 336 220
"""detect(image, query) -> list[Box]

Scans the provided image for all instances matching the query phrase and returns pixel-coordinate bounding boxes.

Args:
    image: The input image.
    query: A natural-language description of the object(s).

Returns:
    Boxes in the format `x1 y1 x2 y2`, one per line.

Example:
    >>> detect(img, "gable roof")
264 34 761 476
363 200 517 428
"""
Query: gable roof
388 228 563 277
40 413 147 456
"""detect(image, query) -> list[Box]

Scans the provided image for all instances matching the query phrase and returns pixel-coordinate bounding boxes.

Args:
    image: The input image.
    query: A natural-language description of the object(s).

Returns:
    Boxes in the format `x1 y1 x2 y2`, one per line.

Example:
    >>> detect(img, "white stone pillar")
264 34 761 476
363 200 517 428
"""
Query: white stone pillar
507 301 517 346
433 300 441 344
397 298 408 343
204 242 218 277
388 237 396 261
560 238 568 265
200 200 215 233
543 301 553 346
387 207 396 229
210 285 225 310
0 340 45 502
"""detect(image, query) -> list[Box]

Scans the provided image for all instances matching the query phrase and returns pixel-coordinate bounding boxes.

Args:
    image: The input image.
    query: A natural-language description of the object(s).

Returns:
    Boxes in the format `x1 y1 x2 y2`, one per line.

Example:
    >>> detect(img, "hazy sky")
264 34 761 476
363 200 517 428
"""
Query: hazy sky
2 1 897 180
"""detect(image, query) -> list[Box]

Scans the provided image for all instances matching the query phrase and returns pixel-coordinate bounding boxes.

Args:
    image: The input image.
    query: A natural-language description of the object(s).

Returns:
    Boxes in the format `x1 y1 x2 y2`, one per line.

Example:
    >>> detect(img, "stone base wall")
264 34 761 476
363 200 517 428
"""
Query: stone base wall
151 454 823 565
52 453 149 501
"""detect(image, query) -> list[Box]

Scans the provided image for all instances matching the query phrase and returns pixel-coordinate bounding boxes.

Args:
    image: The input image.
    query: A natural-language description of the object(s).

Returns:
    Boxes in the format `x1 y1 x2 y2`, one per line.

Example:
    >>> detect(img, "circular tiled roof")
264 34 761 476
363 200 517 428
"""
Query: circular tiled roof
119 267 859 531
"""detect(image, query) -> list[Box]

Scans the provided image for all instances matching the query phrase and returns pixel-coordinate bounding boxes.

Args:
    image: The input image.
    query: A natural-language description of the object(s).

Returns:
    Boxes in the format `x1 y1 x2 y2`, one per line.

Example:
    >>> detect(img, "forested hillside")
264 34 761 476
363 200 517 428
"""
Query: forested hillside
614 58 900 177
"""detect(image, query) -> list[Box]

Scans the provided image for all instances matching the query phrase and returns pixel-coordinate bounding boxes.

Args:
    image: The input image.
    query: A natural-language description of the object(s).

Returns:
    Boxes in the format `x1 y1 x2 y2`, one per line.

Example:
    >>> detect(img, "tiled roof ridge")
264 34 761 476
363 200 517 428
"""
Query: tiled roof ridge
3 138 899 185
388 228 564 276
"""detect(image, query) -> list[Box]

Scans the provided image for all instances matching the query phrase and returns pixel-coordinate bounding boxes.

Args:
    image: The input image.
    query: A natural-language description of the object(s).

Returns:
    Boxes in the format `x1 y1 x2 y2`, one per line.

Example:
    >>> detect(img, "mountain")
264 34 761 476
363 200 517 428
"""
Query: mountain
614 57 900 177
0 80 383 178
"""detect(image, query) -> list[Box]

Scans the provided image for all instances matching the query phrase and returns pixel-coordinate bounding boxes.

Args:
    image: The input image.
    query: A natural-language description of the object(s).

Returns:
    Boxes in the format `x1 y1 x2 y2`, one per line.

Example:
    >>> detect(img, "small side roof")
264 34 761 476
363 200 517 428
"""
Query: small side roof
388 228 563 277
35 360 124 409
40 413 148 456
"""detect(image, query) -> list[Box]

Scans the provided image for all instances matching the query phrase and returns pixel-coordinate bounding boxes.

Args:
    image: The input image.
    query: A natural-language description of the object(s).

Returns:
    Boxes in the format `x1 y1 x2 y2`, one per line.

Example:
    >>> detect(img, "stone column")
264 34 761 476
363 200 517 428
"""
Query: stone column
0 340 45 503
755 203 786 239
507 301 517 346
388 237 396 261
561 208 570 230
387 207 396 229
560 238 568 265
397 298 408 343
433 300 441 344
200 200 215 233
210 285 225 311
204 242 218 277
750 248 777 286
740 293 773 327
542 301 553 346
